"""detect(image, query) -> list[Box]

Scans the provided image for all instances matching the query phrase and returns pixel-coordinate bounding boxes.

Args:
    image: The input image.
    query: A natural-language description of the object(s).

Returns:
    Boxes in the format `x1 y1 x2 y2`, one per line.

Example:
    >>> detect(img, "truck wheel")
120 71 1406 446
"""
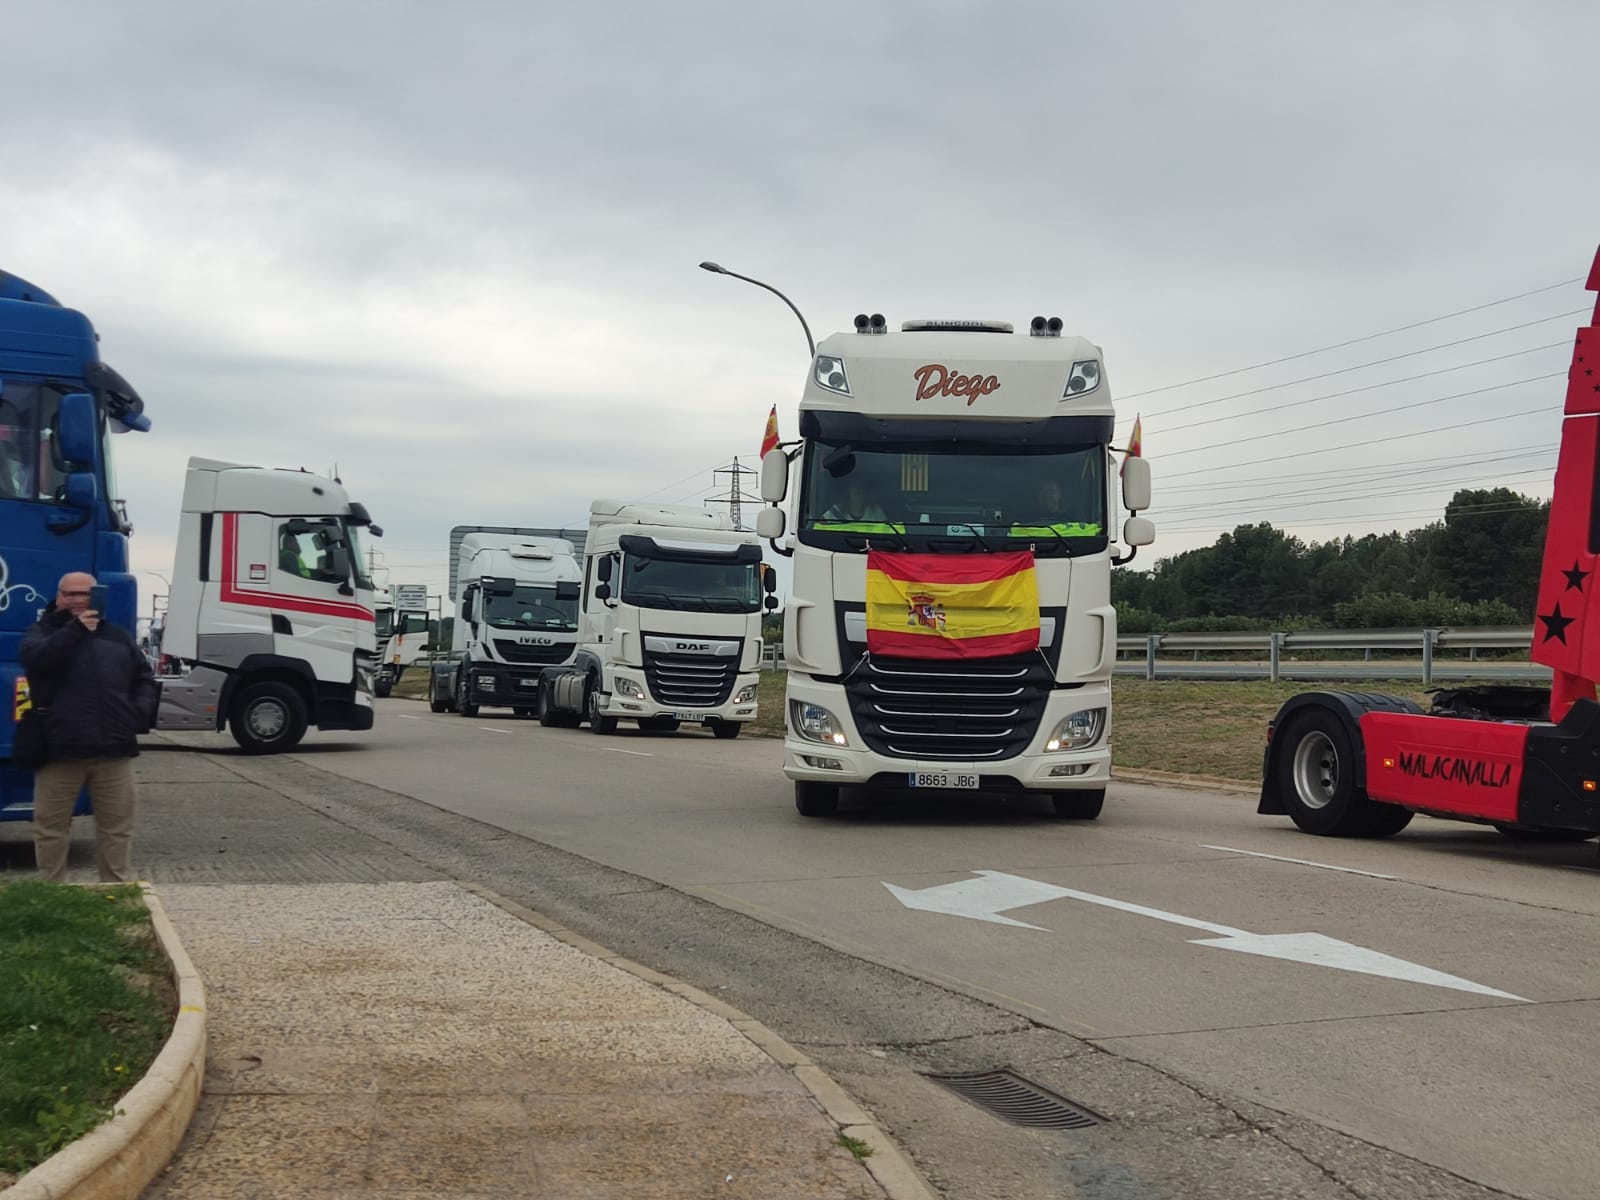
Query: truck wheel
456 675 479 718
429 691 449 714
374 677 392 699
795 780 839 817
586 680 618 735
709 720 741 740
229 682 309 755
1276 709 1413 837
1493 823 1598 842
1052 788 1105 819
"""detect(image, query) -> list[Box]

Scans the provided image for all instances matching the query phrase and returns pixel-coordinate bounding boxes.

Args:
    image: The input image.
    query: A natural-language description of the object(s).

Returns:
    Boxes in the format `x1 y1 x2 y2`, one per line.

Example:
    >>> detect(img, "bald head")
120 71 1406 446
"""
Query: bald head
57 572 97 615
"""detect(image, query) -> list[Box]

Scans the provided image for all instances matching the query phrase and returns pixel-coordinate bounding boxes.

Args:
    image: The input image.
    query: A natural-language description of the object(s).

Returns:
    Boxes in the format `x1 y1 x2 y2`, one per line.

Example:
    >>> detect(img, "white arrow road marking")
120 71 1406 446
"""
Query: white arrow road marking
480 727 510 734
1200 844 1398 880
604 747 654 757
884 870 1528 1001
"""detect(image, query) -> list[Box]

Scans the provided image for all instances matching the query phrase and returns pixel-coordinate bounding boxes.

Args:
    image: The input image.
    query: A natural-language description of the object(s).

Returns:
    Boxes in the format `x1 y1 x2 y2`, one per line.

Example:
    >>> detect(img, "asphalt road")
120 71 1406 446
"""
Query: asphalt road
35 701 1598 1200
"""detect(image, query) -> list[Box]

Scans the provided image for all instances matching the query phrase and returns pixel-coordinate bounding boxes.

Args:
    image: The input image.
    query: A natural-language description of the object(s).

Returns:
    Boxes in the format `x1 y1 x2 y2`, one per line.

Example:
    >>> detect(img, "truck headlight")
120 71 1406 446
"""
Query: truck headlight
734 684 758 705
475 674 497 691
1045 707 1105 752
615 677 645 699
790 700 848 746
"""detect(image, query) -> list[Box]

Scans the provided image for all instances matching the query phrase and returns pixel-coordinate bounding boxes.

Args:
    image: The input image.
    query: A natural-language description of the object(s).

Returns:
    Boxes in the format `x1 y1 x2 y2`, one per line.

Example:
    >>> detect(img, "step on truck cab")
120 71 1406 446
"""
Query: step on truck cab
537 500 773 737
755 314 1155 818
155 457 382 753
428 529 582 716
1 269 151 818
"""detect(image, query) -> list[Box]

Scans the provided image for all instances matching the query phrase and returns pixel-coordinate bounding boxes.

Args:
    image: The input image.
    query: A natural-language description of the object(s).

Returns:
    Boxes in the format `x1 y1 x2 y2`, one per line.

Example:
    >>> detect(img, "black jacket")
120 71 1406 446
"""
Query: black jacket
19 605 160 759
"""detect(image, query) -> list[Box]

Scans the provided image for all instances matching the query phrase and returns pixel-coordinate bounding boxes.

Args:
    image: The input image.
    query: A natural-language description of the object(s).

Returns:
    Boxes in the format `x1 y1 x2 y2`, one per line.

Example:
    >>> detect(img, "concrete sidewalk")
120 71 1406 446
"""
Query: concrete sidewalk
143 881 926 1199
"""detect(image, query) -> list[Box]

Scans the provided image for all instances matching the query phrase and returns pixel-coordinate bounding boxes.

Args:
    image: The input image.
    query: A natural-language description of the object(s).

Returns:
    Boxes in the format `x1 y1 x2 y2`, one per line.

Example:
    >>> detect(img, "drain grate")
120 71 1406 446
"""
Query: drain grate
923 1069 1105 1130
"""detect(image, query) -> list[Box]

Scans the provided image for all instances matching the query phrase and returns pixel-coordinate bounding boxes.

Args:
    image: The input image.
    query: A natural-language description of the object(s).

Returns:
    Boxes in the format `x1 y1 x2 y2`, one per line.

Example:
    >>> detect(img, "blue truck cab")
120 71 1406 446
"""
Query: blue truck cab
1 270 150 819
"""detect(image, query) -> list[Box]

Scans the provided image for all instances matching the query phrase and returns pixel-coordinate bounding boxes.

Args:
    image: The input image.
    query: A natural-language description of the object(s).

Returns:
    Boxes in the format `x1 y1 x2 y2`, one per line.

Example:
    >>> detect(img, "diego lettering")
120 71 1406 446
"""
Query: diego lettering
912 364 1001 405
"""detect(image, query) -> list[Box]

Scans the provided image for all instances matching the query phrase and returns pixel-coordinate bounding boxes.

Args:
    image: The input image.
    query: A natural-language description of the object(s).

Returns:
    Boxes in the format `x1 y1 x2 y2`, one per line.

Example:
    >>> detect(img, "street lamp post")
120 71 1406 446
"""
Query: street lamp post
698 261 815 358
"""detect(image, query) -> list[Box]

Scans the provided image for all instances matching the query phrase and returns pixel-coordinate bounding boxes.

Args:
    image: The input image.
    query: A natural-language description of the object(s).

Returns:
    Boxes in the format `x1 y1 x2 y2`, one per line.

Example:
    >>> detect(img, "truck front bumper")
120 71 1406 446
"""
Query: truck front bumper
599 668 761 725
781 674 1111 792
466 663 553 707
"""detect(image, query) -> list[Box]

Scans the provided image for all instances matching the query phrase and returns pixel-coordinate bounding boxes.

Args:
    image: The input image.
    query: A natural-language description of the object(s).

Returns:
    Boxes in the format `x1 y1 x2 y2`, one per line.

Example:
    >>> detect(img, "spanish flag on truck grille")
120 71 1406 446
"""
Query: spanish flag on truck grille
865 550 1040 659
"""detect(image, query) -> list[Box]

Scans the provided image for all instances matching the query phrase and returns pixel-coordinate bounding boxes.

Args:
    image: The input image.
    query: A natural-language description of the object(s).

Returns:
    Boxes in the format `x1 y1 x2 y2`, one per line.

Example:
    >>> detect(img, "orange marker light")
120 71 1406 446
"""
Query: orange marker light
1383 757 1396 769
1584 780 1596 792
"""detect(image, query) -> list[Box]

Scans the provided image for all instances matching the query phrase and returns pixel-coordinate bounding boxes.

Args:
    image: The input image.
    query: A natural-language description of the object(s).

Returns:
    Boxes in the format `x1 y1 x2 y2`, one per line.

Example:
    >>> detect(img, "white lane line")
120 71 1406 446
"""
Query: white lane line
604 747 654 757
1201 845 1397 880
396 714 421 720
480 727 511 734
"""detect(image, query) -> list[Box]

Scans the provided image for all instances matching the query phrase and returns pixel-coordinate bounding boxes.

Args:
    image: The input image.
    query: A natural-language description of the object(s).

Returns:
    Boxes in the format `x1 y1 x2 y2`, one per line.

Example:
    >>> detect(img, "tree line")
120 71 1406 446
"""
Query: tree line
1114 488 1548 632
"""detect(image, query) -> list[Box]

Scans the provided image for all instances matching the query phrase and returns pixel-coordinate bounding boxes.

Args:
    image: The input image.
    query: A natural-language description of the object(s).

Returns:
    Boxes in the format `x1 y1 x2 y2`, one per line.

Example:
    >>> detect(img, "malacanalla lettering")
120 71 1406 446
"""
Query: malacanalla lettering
1397 751 1512 788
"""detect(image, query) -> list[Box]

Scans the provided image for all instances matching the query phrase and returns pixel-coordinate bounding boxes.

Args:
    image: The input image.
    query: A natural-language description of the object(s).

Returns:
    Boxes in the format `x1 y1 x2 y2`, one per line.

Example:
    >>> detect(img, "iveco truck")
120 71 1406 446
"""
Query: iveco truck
537 500 772 737
755 314 1154 817
154 457 382 753
428 529 582 716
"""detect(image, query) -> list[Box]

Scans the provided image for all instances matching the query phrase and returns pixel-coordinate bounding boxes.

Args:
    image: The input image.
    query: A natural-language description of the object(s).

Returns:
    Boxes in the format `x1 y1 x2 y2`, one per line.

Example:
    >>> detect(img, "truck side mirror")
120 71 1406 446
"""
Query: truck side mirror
756 508 785 539
596 556 612 583
56 392 98 464
1121 457 1151 513
556 580 580 601
1122 515 1155 547
763 565 777 594
594 581 612 602
760 448 789 502
764 595 779 612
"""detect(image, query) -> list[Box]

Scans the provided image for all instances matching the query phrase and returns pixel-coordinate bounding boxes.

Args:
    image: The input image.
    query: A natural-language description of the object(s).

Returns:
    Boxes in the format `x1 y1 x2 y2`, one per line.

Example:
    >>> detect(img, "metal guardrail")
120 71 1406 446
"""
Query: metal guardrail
761 626 1539 685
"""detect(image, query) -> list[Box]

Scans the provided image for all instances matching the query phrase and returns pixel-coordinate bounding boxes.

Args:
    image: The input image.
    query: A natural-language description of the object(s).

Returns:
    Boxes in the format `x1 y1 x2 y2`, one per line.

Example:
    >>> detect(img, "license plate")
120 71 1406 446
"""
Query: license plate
910 772 979 790
675 712 708 722
519 678 541 686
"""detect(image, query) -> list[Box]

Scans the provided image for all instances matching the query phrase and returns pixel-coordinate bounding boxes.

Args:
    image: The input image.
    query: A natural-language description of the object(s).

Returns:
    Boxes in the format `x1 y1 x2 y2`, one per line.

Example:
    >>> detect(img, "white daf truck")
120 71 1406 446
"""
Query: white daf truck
755 314 1154 817
536 500 773 737
428 529 582 716
155 457 382 753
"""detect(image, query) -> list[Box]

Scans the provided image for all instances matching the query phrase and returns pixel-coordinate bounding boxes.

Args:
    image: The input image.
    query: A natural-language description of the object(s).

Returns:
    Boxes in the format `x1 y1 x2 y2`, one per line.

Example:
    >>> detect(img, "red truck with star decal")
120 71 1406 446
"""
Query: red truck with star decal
1259 246 1600 844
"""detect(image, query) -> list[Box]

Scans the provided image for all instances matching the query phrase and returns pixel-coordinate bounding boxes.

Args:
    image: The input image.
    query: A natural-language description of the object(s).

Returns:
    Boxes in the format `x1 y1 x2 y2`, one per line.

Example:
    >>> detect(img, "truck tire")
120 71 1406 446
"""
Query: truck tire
1052 788 1105 820
229 681 309 755
374 677 392 699
586 680 618 735
709 719 741 740
429 691 449 714
1276 708 1413 837
537 682 580 729
456 675 479 718
795 780 839 817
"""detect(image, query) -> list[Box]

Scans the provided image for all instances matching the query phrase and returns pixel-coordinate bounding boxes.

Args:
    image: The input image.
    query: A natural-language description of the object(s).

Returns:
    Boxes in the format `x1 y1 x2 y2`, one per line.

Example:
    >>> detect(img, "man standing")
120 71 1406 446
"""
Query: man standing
19 572 159 882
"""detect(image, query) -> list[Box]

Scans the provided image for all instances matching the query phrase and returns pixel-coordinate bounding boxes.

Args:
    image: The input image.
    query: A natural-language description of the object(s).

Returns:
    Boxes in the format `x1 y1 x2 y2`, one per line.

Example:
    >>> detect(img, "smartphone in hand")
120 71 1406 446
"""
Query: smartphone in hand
87 584 108 615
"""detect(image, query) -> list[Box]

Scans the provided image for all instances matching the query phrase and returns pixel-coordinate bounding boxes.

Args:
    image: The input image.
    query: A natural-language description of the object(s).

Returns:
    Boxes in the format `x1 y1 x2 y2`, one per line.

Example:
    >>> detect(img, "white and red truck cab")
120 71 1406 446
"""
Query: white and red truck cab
155 456 381 753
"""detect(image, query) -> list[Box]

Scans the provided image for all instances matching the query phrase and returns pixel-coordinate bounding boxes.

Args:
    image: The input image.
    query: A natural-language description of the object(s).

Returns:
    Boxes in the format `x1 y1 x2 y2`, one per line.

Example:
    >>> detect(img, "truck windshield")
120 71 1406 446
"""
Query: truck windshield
799 441 1108 555
483 587 578 630
342 522 376 590
621 555 761 613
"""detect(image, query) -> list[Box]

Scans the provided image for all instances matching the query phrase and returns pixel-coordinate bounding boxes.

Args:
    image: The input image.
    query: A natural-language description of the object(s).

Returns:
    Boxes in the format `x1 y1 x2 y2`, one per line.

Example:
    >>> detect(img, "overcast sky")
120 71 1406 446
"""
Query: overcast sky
5 1 1597 614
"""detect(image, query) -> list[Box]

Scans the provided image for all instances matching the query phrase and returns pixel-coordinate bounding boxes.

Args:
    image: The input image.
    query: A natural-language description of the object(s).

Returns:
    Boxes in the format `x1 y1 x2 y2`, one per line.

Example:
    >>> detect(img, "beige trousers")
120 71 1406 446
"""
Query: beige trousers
32 757 138 883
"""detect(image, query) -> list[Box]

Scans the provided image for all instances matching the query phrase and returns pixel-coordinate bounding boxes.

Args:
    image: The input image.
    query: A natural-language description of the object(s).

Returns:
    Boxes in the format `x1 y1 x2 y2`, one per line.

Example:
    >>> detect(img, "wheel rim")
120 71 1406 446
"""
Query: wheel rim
1291 731 1338 810
247 698 289 740
587 686 599 722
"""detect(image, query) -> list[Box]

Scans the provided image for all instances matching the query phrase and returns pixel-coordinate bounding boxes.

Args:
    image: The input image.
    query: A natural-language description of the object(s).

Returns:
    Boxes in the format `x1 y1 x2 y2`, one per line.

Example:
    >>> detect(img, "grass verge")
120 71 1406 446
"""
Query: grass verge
0 882 173 1184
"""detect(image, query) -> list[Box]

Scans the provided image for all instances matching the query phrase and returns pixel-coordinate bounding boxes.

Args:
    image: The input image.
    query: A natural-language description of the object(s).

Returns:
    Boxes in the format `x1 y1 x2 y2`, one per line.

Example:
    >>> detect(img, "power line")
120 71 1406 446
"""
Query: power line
1161 372 1565 460
1149 338 1572 434
1163 500 1549 535
1120 276 1588 401
1161 444 1553 493
1161 402 1562 479
1160 465 1554 523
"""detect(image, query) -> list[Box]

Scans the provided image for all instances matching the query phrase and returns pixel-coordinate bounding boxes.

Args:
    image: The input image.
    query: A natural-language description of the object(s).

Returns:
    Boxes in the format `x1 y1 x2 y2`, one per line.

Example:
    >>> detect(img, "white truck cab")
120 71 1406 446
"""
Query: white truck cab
538 500 773 737
756 315 1154 816
156 456 381 752
429 530 583 716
